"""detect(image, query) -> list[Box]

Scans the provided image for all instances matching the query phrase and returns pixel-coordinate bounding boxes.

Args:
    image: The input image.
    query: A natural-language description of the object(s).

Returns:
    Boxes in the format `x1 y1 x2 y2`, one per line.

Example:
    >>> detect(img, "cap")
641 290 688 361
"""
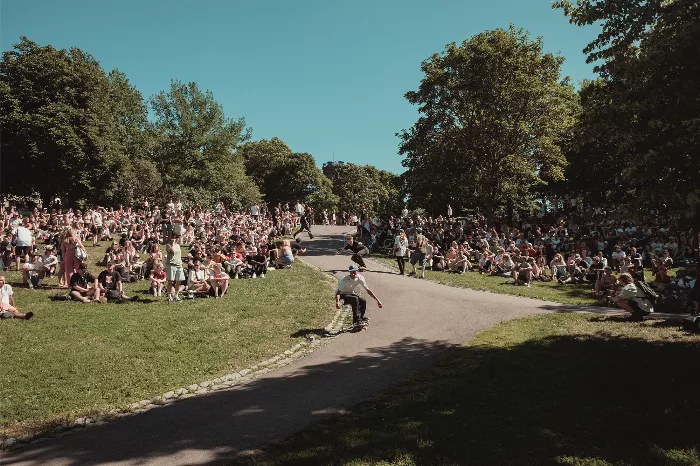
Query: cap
348 265 360 272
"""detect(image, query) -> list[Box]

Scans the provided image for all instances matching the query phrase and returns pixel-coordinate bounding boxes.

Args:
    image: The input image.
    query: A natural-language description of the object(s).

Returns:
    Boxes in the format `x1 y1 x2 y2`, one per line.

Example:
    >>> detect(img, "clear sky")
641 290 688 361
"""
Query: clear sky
1 0 600 174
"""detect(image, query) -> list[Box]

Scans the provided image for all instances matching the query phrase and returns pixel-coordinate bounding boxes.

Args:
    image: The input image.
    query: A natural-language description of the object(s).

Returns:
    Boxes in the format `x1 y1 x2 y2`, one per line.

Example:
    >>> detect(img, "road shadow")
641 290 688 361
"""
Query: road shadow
4 337 457 466
236 332 700 466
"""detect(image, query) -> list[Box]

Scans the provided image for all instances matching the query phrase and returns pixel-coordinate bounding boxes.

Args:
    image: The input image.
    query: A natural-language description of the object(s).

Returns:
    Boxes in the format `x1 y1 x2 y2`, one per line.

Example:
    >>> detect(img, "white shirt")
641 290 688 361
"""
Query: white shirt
251 205 260 216
337 274 369 295
1 284 13 304
188 268 206 287
92 211 103 227
12 226 33 247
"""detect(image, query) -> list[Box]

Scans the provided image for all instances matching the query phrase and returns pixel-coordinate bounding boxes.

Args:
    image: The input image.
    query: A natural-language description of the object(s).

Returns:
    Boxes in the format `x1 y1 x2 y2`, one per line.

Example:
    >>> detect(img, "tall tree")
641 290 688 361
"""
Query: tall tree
149 80 259 208
555 0 700 219
399 26 579 225
331 163 399 216
0 37 119 206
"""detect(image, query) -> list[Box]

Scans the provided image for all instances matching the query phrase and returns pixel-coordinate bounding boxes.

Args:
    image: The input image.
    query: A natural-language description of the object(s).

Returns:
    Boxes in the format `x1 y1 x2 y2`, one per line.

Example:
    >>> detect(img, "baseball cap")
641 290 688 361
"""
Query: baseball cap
348 265 360 272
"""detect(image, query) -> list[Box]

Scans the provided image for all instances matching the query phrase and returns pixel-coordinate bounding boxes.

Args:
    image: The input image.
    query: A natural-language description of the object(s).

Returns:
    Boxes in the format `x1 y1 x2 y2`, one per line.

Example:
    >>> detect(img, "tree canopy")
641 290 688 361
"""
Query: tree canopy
399 26 579 224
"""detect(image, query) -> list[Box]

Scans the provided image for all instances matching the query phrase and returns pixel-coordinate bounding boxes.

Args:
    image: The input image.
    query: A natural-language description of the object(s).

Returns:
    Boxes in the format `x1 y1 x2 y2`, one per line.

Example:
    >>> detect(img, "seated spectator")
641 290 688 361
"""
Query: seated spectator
22 253 45 289
209 263 230 298
653 263 672 291
611 246 626 271
611 273 653 321
98 261 129 301
248 245 269 278
0 275 33 320
448 248 470 274
186 260 210 294
477 250 493 274
431 245 445 271
41 246 59 277
150 262 166 297
512 255 533 286
550 254 568 280
70 263 104 303
586 256 605 283
276 240 295 268
596 266 617 296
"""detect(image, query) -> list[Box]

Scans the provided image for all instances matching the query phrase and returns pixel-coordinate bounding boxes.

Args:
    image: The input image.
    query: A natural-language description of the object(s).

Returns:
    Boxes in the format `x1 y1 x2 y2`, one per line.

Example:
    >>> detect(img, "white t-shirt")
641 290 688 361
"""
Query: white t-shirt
1 284 13 304
337 274 369 295
188 268 206 287
92 212 103 227
12 226 33 247
251 205 260 216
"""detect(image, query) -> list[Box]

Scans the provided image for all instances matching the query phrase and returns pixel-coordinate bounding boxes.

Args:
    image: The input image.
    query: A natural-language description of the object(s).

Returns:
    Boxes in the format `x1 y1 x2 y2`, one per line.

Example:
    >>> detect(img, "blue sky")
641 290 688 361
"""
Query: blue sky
1 0 600 174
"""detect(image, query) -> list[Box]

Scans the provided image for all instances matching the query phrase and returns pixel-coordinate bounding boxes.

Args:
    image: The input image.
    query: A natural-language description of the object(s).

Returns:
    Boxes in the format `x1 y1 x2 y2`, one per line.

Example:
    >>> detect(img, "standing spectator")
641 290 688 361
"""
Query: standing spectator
0 276 33 320
393 229 408 276
62 228 84 288
12 218 34 271
91 208 103 246
166 235 185 302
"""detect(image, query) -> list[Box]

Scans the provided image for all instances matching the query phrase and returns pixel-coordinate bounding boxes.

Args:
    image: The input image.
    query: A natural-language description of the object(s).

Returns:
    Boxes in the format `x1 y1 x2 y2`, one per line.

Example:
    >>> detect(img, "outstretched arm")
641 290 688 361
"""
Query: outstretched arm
366 288 382 308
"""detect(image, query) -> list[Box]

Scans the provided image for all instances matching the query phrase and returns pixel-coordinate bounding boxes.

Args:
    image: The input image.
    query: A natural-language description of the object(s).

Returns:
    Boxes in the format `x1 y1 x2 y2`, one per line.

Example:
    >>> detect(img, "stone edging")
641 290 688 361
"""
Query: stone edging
0 260 351 452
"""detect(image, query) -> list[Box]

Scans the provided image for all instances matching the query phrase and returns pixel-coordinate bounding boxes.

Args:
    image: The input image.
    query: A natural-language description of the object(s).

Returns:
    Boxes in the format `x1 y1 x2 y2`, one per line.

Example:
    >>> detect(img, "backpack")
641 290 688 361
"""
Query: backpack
636 280 658 304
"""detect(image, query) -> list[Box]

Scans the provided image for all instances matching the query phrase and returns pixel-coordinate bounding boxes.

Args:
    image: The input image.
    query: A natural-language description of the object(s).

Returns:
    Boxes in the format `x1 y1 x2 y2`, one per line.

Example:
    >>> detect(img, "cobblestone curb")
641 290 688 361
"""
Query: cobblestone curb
0 261 351 452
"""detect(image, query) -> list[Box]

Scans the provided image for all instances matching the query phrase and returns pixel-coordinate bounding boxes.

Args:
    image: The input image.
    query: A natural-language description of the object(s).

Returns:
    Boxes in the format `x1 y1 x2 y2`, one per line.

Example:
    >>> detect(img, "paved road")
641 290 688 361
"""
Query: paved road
2 226 621 466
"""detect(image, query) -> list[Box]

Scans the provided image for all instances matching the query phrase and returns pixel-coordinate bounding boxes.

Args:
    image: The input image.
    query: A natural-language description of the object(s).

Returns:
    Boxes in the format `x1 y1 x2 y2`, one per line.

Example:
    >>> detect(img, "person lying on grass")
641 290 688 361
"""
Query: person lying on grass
69 263 104 303
0 275 33 320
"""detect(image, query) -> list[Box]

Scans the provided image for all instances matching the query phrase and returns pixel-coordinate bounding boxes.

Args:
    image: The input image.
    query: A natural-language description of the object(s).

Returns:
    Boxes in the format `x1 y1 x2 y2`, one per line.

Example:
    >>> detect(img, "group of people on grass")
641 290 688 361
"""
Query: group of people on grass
356 204 700 320
0 200 317 315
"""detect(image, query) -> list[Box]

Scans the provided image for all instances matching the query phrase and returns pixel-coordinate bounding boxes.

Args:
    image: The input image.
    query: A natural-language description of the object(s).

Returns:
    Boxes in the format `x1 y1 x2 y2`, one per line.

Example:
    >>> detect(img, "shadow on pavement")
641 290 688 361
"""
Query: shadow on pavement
5 337 457 466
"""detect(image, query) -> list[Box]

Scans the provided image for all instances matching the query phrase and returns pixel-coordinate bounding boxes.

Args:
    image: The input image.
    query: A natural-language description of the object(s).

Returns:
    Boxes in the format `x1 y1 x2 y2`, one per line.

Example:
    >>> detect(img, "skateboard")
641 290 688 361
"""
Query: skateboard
346 319 370 332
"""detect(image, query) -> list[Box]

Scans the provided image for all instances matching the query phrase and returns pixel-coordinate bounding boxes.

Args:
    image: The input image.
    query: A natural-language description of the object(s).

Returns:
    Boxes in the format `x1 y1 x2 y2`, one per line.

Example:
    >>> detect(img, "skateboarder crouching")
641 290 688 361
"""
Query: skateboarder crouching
336 264 383 329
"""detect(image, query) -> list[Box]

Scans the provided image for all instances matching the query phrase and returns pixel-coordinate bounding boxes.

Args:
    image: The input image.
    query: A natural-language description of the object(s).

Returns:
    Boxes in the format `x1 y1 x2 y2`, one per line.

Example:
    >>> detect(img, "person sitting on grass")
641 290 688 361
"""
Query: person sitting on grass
276 239 296 269
98 261 129 301
209 262 230 298
0 275 33 320
41 245 59 277
186 259 210 296
477 250 493 274
448 246 471 274
248 245 269 278
595 266 617 296
512 255 533 287
22 253 44 289
70 263 104 303
495 253 515 276
611 272 654 321
150 262 166 297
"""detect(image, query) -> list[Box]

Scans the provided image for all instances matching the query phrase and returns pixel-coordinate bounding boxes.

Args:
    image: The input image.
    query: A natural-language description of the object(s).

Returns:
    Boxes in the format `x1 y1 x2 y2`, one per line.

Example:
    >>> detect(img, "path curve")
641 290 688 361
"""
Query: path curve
3 226 615 466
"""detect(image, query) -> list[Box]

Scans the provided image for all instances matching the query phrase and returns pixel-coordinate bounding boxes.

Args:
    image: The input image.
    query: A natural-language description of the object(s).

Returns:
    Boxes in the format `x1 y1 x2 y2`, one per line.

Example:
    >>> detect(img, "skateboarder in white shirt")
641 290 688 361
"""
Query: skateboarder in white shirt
336 265 382 329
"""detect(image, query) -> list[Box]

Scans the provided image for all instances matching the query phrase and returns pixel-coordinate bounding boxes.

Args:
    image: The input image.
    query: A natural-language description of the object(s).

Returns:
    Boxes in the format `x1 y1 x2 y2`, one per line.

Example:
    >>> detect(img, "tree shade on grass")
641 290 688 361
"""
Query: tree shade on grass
240 313 700 466
0 250 336 439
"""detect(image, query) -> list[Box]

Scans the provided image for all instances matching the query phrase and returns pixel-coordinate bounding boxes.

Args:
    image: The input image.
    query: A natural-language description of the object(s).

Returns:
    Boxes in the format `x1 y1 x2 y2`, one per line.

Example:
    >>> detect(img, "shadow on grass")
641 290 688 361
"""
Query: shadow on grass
239 331 700 466
289 328 331 338
3 337 456 466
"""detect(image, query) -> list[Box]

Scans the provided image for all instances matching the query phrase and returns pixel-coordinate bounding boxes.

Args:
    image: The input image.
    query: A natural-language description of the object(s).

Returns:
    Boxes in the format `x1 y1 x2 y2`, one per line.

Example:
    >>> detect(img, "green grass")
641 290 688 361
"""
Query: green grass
0 244 336 438
370 255 654 307
239 313 700 466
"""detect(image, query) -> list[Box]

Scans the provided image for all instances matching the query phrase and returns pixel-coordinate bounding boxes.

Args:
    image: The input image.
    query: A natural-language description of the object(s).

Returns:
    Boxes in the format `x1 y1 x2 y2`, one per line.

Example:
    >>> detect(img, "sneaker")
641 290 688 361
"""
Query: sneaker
260 273 265 278
361 316 370 322
24 312 34 320
168 294 175 302
252 273 257 278
175 294 183 302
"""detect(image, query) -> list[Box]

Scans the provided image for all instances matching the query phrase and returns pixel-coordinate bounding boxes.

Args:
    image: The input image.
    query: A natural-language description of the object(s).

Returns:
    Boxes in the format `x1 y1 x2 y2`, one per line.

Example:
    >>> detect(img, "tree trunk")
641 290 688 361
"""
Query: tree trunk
485 198 494 228
506 200 514 227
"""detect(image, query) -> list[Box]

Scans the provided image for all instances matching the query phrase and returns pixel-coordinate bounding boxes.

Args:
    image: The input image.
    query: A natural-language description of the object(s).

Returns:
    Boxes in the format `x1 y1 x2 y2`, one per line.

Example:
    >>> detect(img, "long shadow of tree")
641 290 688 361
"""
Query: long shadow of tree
240 328 700 465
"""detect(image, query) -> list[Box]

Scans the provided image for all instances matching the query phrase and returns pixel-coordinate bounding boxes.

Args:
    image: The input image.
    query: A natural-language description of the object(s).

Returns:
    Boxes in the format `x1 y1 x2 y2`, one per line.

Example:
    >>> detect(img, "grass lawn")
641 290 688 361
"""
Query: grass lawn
240 313 700 466
0 243 336 438
370 255 655 307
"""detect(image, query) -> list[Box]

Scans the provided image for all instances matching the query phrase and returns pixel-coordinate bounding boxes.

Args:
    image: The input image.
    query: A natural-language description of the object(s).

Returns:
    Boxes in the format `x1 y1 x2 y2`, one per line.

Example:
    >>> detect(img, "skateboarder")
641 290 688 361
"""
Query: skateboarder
293 212 314 239
335 264 383 329
336 236 370 270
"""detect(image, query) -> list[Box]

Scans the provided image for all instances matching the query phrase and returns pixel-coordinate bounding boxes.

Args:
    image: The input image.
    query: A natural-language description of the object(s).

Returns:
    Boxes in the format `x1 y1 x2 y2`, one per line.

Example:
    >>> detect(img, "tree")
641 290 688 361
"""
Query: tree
0 37 119 206
239 139 331 206
398 26 579 225
149 80 259 208
331 163 399 216
554 0 700 219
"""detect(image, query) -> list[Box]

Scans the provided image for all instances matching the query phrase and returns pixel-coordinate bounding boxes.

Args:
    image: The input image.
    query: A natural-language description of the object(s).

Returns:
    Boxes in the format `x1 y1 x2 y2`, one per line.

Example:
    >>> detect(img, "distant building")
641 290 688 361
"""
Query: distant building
322 161 346 181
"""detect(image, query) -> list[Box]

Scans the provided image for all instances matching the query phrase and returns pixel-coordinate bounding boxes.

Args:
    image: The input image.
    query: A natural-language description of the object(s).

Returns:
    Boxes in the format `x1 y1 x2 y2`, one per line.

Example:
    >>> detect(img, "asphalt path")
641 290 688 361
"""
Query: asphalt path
3 225 623 466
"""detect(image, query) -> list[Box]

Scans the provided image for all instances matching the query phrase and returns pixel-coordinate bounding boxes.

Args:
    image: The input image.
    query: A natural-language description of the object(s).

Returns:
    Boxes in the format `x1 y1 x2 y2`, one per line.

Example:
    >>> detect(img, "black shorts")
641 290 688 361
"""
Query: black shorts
15 246 30 257
92 225 104 234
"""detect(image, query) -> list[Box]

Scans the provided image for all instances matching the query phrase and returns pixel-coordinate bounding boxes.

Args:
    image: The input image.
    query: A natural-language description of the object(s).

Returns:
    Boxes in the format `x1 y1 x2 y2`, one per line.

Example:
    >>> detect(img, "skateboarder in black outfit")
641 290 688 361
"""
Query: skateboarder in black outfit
293 213 314 239
336 236 369 270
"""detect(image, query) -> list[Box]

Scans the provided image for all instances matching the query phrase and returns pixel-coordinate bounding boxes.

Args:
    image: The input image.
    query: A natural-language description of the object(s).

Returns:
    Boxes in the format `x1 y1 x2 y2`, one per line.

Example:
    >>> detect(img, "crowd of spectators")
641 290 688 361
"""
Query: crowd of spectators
1 199 315 310
362 204 700 317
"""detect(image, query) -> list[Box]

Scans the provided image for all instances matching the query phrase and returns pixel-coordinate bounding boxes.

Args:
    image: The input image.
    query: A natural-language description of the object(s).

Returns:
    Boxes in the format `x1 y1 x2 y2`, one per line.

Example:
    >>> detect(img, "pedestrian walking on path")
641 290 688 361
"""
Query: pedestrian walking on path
336 236 369 270
336 264 382 329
